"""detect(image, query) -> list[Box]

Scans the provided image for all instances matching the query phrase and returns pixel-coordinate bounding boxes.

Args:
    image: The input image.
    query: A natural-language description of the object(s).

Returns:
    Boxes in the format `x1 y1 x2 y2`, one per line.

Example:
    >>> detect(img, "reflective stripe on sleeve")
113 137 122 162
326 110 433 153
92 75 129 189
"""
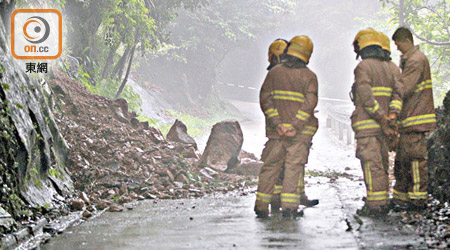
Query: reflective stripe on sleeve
352 119 381 131
401 114 436 127
365 100 380 114
415 80 432 93
372 87 393 97
301 126 317 135
264 108 279 118
389 100 403 111
296 110 310 121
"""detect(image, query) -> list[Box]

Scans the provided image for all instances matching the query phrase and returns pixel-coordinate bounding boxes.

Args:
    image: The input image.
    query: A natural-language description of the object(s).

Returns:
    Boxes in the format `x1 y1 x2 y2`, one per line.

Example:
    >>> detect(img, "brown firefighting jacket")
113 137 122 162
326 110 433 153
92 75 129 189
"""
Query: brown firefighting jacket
260 61 318 141
351 58 403 138
399 46 436 133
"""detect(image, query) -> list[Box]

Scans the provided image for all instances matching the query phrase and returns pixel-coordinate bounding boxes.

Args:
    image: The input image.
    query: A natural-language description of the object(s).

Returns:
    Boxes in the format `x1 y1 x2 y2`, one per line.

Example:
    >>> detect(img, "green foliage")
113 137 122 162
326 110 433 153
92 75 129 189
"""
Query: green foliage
1 83 10 91
13 103 23 110
48 168 61 179
77 66 143 113
138 107 236 138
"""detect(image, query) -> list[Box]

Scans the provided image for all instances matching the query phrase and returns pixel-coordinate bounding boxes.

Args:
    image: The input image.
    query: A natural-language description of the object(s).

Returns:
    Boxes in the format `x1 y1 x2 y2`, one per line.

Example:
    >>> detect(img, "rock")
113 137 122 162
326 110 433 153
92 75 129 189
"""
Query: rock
166 170 175 182
119 184 128 195
137 195 145 201
129 192 138 199
229 158 263 176
86 205 96 212
96 200 111 210
166 119 198 150
113 98 129 123
109 205 124 212
70 199 85 211
175 174 189 184
238 150 258 161
107 189 116 197
181 146 199 159
0 207 15 232
82 210 92 219
80 192 90 205
199 169 214 180
119 196 132 204
147 127 165 144
200 120 244 172
144 192 158 199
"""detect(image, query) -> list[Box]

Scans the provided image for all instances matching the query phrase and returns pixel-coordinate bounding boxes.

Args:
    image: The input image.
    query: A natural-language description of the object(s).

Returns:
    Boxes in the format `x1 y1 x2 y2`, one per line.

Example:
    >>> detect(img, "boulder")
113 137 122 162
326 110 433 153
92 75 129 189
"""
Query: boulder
166 119 198 150
200 120 243 172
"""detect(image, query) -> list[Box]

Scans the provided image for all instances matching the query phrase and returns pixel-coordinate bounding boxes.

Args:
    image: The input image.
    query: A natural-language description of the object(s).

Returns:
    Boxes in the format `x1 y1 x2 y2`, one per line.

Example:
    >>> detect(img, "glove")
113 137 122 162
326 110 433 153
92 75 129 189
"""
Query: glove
380 115 395 137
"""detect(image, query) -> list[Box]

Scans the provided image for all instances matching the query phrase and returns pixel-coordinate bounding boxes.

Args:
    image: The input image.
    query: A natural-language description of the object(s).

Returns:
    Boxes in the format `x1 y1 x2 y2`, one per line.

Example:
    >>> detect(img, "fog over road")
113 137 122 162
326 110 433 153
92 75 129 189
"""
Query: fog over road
42 101 424 250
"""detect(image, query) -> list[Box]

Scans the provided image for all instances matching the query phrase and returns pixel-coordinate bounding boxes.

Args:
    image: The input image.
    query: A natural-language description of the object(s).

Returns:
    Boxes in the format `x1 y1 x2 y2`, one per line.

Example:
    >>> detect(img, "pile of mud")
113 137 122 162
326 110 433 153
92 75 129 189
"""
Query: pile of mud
48 71 253 212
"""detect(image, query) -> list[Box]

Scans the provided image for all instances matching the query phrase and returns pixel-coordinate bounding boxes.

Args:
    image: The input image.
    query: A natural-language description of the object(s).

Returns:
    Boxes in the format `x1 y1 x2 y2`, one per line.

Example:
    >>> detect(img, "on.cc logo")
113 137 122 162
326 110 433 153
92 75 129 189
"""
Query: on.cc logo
11 9 62 60
23 16 50 44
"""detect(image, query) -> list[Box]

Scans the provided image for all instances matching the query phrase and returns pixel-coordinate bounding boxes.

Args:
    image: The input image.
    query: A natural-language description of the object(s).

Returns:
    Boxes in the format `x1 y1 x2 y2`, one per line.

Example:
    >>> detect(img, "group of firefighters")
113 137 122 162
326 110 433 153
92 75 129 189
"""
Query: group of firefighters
254 27 436 219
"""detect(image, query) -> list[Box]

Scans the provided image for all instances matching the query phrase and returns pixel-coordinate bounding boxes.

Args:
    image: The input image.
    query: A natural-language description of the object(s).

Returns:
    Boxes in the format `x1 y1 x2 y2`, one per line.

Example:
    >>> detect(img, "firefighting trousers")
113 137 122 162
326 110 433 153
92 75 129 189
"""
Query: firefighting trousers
255 138 311 211
272 167 307 209
356 135 389 208
393 132 428 204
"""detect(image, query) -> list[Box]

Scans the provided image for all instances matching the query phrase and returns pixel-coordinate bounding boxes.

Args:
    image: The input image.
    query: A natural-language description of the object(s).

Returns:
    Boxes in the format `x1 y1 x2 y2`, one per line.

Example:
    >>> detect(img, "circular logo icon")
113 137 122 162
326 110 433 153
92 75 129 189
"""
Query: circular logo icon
23 16 50 44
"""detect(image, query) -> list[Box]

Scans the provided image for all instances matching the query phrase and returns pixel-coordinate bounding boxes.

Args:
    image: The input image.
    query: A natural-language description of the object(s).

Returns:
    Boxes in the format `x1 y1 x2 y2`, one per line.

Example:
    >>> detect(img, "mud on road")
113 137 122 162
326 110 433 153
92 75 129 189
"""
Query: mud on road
42 105 426 250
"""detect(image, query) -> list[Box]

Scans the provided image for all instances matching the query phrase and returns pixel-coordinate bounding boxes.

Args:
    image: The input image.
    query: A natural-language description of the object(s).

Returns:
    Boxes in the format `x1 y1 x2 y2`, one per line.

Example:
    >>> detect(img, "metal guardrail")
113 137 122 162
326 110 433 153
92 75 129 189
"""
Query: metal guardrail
325 103 354 145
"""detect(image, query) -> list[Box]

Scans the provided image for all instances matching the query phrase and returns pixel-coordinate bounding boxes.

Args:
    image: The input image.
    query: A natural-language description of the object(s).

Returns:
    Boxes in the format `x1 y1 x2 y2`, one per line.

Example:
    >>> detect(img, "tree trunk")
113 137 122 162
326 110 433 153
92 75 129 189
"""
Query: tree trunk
102 43 120 79
115 44 136 99
112 46 131 80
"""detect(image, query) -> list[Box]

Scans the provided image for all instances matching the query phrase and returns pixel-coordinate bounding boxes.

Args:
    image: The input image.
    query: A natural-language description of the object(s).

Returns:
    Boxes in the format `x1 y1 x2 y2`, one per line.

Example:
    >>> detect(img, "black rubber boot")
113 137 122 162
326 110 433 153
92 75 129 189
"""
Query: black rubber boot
300 198 319 207
356 205 389 217
282 208 303 219
255 209 269 219
407 202 427 212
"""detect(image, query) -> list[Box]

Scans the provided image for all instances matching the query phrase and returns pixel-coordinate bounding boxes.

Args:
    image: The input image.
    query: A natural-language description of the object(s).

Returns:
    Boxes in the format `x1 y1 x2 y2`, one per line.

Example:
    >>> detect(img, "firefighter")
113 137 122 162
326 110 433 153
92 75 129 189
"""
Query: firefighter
391 27 436 211
350 28 402 216
255 35 319 219
267 39 319 213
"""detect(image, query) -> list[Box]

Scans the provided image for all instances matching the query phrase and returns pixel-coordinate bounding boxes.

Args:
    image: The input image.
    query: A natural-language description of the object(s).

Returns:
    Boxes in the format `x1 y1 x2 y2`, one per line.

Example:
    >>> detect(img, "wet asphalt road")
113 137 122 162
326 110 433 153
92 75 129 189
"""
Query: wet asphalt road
42 102 424 250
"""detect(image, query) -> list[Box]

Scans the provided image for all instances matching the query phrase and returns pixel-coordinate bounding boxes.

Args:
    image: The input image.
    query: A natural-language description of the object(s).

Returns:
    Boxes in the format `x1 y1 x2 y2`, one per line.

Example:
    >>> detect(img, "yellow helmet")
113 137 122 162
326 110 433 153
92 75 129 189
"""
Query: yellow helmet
286 35 313 63
378 32 391 52
353 28 382 51
268 39 288 63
